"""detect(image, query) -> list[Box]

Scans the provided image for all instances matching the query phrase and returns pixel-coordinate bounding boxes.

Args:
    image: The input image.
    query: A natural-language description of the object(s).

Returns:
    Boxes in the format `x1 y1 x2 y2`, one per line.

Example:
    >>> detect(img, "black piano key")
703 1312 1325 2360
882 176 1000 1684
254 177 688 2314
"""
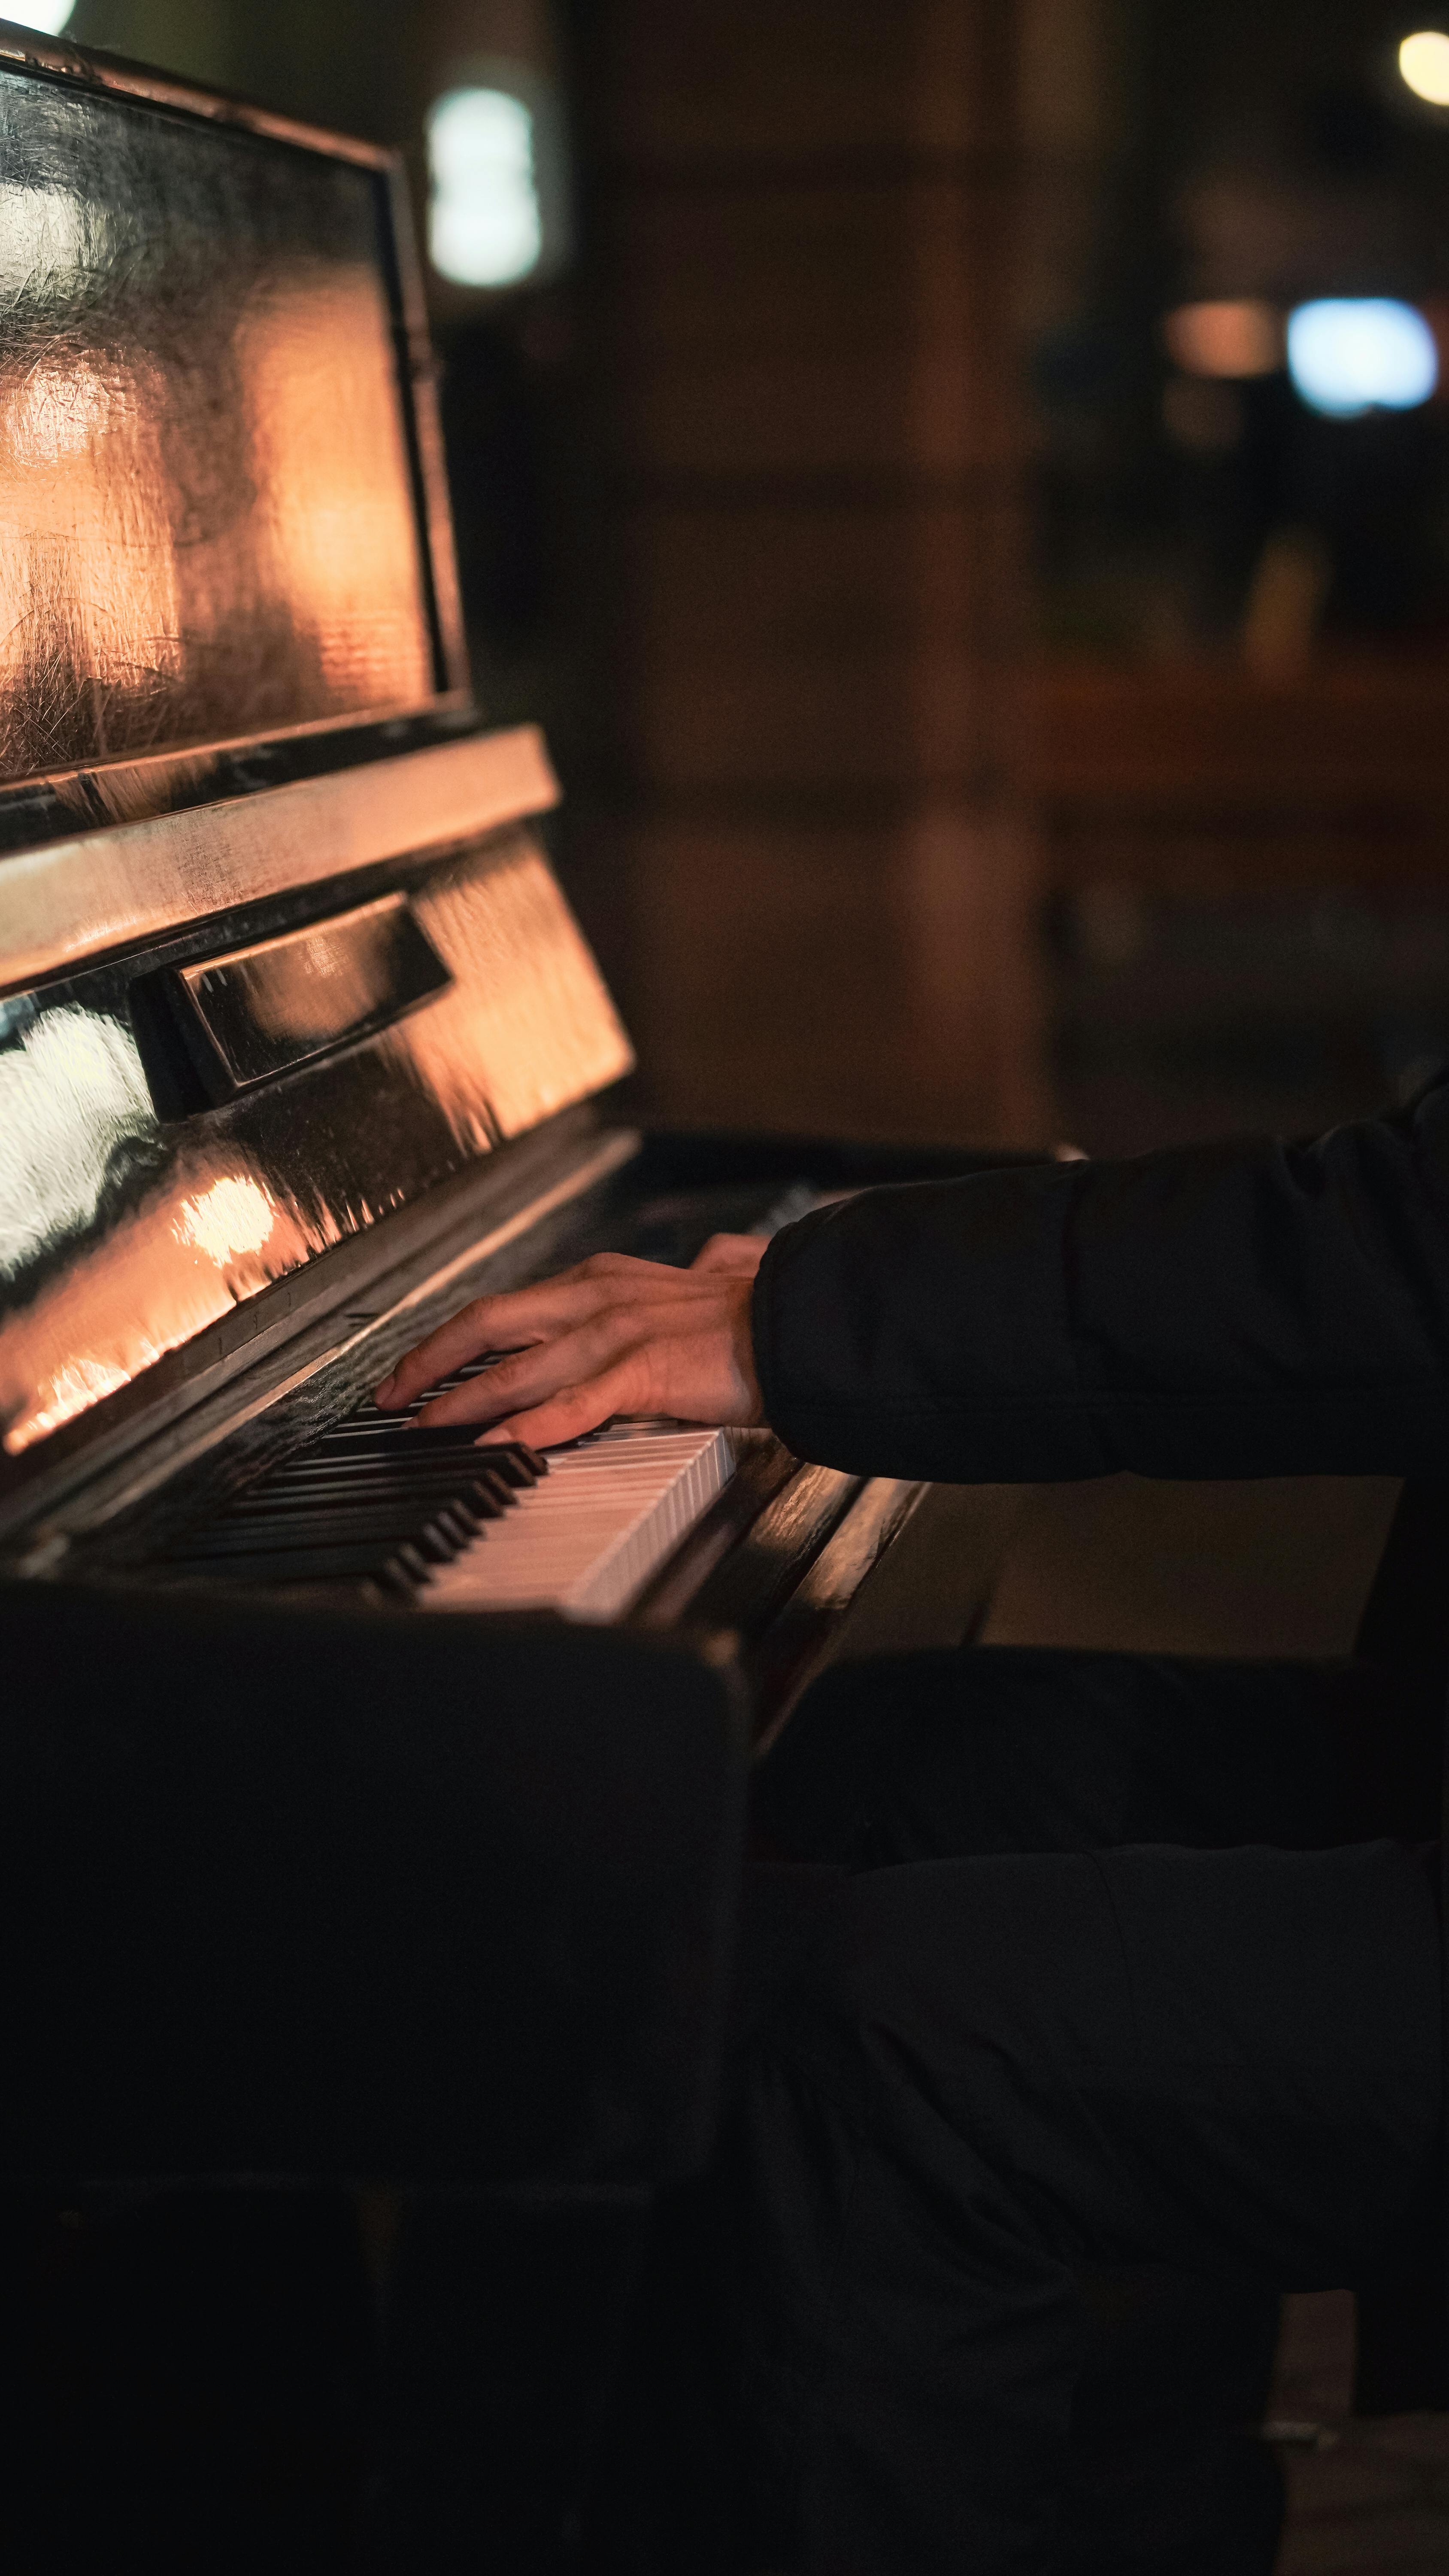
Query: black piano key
308 1431 546 1482
166 1542 429 1588
396 1355 511 1395
216 1502 487 1550
241 1482 513 1527
152 1416 548 1597
478 1442 547 1484
183 1495 458 1534
313 1421 488 1444
222 1484 504 1515
375 1556 424 1598
397 1382 500 1412
222 1467 503 1509
324 1418 504 1440
310 1428 512 1462
317 1422 544 1466
247 1454 509 1487
170 1513 464 1563
179 1523 461 1564
233 1466 514 1511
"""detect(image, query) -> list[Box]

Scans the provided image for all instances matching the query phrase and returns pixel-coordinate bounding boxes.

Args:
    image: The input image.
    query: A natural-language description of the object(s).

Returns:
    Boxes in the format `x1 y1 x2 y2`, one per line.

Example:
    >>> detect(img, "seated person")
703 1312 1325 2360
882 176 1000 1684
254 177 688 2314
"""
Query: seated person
375 1077 1449 2575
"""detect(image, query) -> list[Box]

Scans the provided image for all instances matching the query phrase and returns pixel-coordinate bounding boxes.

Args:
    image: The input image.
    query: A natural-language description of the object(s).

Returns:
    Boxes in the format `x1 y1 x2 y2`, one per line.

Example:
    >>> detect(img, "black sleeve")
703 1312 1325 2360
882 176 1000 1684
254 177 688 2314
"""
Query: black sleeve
749 1079 1449 1484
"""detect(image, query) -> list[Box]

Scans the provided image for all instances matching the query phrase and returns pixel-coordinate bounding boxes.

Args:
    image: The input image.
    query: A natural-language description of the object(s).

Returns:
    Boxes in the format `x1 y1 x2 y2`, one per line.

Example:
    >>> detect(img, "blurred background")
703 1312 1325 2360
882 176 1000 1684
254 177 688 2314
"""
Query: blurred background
33 0 1449 1161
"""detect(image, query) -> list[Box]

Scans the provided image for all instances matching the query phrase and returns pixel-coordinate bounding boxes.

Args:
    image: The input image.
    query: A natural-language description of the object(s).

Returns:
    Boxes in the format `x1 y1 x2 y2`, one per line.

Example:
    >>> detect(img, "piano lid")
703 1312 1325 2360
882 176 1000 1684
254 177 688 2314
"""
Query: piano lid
0 20 469 854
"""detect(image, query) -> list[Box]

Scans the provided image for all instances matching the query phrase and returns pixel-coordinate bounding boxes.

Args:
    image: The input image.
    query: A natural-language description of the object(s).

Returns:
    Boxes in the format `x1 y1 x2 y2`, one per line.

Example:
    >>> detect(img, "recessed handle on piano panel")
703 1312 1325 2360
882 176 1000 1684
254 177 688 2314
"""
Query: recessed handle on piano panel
167 893 453 1104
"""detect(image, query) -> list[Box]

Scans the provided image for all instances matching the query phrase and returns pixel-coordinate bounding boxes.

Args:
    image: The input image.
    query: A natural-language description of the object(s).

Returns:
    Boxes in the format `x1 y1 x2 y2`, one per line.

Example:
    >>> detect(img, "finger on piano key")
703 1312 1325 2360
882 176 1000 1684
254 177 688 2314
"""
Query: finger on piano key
373 1265 664 1410
306 1428 546 1481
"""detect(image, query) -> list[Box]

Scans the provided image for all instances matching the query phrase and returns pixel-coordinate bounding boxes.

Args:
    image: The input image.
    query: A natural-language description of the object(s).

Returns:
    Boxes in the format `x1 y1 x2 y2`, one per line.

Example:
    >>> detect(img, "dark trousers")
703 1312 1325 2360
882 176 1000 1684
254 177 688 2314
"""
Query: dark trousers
722 1650 1444 2574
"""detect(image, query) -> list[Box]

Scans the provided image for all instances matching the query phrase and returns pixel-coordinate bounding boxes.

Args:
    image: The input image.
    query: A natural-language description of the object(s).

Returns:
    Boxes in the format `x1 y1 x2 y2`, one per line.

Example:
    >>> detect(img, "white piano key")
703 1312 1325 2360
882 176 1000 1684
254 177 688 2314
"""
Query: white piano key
418 1421 738 1620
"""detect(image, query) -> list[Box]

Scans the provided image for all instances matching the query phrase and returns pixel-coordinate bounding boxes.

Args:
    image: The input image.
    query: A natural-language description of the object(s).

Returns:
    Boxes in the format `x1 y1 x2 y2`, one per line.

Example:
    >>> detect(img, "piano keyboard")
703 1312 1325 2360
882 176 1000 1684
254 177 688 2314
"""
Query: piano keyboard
420 1422 737 1620
155 1357 739 1621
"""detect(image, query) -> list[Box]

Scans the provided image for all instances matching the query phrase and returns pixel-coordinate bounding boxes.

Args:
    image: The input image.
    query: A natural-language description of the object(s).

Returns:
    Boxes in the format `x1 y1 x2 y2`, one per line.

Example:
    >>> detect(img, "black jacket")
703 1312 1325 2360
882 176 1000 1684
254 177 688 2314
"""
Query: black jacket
752 1078 1449 2397
753 1075 1449 1488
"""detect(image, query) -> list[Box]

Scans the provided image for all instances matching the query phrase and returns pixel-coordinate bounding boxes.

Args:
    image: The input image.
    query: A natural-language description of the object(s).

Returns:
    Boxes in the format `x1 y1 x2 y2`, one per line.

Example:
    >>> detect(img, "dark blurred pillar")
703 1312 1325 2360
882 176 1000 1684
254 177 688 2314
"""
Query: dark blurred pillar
567 0 1046 1145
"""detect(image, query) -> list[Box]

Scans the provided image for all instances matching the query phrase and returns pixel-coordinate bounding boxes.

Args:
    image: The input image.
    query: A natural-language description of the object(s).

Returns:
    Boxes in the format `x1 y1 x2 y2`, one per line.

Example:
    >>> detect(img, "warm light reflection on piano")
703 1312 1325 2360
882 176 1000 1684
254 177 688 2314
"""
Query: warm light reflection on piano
0 97 436 781
0 835 633 1458
1 1153 342 1454
172 1174 280 1265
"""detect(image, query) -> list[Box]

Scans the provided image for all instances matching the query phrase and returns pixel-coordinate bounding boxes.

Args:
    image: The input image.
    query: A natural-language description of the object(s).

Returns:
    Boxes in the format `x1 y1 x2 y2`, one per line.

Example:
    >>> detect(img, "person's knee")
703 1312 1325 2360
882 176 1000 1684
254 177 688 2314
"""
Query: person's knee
747 1852 1131 2134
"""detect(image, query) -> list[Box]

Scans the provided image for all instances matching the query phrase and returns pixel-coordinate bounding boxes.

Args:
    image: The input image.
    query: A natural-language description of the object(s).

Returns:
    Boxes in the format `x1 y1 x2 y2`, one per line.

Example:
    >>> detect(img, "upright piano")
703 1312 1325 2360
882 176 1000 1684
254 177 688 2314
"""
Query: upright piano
0 25 1050 2559
0 28 1036 2206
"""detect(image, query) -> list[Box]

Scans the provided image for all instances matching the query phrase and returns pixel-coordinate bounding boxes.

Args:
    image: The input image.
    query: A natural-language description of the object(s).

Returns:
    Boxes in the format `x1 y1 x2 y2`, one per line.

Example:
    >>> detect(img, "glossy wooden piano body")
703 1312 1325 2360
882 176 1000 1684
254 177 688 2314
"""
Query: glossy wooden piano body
0 24 1035 2215
0 720 1034 2196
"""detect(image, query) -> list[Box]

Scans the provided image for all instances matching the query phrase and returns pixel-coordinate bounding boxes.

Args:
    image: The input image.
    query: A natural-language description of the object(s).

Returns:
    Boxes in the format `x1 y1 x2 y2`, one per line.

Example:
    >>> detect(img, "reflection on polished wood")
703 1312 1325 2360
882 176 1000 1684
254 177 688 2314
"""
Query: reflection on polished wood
0 727 560 988
0 69 432 783
177 895 452 1094
0 822 631 1459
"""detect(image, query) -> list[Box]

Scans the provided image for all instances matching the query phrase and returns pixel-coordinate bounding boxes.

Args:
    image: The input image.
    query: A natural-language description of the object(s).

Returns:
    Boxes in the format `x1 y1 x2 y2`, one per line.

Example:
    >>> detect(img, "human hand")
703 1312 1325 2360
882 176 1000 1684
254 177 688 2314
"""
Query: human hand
373 1242 767 1446
688 1232 770 1275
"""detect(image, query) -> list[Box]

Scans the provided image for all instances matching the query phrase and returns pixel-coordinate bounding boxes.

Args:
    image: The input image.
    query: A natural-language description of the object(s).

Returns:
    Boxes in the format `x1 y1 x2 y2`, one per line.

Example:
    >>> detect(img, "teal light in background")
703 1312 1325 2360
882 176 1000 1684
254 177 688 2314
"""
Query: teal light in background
1286 300 1439 419
427 87 541 290
5 2 76 29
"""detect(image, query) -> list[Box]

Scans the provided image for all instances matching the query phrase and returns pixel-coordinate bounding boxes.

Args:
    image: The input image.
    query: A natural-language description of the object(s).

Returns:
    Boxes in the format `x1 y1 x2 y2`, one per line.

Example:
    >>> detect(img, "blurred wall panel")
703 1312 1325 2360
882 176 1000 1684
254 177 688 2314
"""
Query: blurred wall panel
1037 659 1449 893
73 0 437 148
567 0 1047 1145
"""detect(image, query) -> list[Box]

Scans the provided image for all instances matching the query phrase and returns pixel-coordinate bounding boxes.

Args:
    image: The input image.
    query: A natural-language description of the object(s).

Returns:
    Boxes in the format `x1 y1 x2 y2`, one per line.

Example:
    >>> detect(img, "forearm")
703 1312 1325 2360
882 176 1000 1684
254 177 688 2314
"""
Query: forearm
751 1091 1449 1484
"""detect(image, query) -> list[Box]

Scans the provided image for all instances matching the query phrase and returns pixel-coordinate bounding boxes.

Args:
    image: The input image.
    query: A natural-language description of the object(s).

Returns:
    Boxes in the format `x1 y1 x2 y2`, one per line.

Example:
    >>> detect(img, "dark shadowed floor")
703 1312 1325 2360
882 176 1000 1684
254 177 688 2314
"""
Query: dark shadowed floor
1271 2293 1449 2573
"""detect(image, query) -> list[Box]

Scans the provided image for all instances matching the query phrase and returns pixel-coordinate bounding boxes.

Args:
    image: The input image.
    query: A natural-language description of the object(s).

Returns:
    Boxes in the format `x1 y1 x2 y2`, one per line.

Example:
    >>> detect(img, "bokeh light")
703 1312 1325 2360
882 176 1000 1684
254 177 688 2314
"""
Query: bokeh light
1286 299 1438 417
1399 30 1449 104
1163 301 1282 378
427 87 541 290
3 2 76 30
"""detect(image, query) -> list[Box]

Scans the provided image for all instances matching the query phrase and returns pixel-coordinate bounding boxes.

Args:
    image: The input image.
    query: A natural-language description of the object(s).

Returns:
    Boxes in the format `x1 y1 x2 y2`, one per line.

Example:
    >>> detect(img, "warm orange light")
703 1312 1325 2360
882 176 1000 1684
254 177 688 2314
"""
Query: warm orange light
0 343 186 774
172 1173 278 1265
1 1158 336 1453
1163 301 1283 379
234 265 434 709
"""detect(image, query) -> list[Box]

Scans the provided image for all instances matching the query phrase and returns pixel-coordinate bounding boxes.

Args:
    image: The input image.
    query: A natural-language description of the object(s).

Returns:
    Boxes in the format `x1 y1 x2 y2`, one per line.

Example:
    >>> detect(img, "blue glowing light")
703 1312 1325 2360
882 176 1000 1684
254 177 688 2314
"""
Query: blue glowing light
427 88 541 289
1286 299 1438 419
